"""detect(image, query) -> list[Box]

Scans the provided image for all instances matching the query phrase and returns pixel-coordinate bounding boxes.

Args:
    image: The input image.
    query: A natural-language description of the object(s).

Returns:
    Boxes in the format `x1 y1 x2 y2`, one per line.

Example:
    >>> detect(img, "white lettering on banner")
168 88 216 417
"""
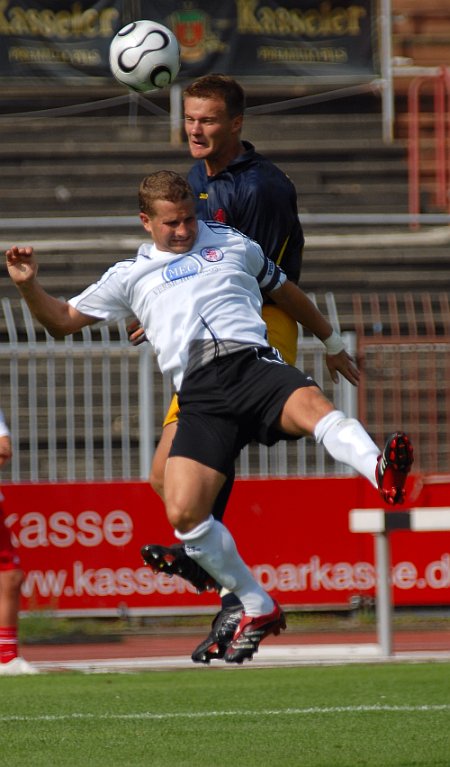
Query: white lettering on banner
21 568 68 598
253 557 376 591
21 563 201 600
5 509 133 548
391 561 417 590
252 556 450 593
425 554 450 588
21 555 450 602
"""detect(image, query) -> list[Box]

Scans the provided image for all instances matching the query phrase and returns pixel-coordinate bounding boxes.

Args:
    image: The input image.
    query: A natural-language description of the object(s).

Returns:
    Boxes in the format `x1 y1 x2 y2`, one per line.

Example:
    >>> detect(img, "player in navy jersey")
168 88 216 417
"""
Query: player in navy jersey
185 82 304 295
6 171 413 663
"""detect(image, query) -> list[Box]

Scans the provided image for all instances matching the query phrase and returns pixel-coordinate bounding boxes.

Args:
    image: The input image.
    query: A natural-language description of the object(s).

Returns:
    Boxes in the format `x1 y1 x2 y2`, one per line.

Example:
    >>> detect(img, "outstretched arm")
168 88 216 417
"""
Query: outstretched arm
0 409 12 469
268 279 360 386
5 246 98 338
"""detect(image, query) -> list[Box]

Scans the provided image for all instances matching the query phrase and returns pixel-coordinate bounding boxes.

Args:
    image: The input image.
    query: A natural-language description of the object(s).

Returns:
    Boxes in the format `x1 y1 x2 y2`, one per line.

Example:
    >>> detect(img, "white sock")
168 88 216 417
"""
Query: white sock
314 410 379 488
176 516 273 616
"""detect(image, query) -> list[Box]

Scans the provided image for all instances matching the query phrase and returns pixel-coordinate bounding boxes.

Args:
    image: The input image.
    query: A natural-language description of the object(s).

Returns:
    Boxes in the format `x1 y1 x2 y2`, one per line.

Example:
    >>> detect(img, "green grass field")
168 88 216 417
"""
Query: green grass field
2 663 449 767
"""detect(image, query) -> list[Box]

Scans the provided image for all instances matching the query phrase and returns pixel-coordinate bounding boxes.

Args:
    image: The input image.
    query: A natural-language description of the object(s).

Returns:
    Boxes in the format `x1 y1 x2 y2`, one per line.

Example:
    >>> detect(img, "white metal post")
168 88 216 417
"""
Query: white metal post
170 83 183 145
351 507 450 657
138 345 155 480
379 0 394 143
375 531 393 656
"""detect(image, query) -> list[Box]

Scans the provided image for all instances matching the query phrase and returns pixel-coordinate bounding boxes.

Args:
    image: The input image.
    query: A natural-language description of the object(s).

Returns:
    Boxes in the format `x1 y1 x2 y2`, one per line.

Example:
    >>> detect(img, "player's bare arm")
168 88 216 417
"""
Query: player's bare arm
268 279 360 386
5 246 98 339
0 435 12 468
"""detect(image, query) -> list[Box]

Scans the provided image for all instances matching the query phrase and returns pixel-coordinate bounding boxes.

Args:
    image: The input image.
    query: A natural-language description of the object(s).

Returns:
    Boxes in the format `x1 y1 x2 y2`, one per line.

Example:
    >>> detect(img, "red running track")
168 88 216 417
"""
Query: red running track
22 629 450 664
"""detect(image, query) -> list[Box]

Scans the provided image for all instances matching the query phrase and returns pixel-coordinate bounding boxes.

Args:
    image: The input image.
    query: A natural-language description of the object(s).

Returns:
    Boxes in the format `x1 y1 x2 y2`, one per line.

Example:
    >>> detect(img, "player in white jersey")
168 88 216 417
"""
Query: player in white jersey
67 220 289 391
5 171 413 663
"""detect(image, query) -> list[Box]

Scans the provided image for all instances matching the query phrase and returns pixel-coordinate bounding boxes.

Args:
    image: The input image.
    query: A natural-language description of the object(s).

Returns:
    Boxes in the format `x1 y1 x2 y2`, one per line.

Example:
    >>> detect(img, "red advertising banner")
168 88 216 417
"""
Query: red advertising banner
2 476 450 615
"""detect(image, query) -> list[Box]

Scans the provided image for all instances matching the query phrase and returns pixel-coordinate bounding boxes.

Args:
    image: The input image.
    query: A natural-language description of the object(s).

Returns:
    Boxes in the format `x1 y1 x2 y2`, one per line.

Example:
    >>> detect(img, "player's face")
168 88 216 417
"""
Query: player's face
140 198 198 253
184 95 243 173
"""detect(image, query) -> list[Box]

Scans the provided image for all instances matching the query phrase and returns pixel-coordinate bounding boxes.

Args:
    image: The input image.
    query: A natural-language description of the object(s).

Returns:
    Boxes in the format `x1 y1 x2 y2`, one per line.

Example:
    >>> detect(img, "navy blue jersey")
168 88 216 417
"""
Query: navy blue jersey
187 140 304 285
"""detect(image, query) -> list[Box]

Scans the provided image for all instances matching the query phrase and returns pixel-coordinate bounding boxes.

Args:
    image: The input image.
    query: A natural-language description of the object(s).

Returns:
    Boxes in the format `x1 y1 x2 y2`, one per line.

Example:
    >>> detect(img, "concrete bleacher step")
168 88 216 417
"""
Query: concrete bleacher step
0 182 410 215
0 109 433 307
0 113 386 143
0 115 173 143
0 112 409 223
243 113 385 141
301 261 450 292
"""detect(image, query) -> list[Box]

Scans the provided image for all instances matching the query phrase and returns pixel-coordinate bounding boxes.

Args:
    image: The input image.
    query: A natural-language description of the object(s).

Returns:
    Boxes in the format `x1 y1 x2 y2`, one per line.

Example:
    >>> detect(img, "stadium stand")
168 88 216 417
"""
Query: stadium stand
1 1 449 482
0 108 448 320
1 0 450 343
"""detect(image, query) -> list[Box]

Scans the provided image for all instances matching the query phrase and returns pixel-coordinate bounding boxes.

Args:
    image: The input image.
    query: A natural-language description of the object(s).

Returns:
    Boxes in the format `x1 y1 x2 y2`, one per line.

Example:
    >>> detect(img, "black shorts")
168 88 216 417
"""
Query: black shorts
169 346 318 474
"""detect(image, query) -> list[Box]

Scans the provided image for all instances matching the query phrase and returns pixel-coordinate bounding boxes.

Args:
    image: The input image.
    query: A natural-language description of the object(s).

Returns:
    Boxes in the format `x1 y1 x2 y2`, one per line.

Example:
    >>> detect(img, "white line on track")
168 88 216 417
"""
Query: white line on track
1 704 450 723
28 644 450 674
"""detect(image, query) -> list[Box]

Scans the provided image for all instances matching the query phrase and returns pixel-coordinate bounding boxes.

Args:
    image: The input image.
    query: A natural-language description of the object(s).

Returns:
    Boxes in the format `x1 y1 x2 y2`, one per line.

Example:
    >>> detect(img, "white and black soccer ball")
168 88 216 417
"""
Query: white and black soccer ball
109 20 180 93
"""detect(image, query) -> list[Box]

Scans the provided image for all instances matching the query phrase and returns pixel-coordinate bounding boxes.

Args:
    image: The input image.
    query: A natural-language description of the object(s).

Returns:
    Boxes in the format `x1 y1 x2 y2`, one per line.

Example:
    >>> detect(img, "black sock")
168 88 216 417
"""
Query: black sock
221 592 243 610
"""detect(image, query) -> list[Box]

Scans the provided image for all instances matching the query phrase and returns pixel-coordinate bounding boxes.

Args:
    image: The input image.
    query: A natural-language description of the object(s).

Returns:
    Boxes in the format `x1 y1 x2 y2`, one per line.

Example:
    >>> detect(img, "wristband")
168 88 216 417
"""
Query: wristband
323 329 346 356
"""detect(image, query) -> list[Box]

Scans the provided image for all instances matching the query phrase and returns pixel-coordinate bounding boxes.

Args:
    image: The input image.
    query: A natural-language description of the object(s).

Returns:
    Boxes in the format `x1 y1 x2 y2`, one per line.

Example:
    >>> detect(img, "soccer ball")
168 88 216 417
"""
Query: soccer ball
109 20 180 93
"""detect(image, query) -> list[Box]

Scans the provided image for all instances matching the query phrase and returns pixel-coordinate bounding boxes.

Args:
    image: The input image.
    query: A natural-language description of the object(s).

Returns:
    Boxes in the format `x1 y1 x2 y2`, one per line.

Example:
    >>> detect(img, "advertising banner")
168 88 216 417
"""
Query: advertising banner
0 0 124 78
3 476 449 615
0 0 378 81
153 0 378 78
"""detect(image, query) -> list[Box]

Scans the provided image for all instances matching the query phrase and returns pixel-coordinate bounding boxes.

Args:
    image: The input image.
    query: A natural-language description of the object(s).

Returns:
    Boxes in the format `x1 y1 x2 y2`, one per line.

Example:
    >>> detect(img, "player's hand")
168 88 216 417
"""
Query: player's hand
5 246 37 285
0 435 12 468
326 350 360 386
126 318 148 346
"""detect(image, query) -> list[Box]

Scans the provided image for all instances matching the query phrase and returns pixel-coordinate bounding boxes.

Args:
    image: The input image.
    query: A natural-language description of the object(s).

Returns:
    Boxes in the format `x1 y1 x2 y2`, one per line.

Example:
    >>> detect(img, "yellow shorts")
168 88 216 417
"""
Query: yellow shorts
262 304 298 366
162 304 298 427
163 392 181 427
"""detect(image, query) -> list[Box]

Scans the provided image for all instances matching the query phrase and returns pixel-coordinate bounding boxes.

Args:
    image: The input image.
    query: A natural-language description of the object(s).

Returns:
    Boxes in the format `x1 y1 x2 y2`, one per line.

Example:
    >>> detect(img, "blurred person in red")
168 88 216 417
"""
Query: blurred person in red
0 408 38 675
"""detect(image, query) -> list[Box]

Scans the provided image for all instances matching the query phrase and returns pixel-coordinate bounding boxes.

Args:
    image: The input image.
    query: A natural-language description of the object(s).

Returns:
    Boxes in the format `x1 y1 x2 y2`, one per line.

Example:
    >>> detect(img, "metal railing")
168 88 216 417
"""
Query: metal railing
1 290 448 483
408 65 450 228
0 296 357 483
353 291 450 476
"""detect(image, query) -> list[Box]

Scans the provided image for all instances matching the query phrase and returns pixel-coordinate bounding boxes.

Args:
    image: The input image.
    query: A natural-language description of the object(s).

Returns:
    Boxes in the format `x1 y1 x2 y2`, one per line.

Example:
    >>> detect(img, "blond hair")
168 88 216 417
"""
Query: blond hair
138 171 194 216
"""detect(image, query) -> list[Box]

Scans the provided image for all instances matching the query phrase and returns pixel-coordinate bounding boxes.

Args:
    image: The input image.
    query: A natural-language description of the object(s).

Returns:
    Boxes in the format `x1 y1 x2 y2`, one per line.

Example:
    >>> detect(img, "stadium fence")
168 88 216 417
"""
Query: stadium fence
0 296 357 483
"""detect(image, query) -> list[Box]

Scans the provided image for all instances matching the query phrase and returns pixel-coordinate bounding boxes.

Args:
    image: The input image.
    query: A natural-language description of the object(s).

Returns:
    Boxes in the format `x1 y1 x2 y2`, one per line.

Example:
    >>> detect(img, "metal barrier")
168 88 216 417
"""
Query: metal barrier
353 291 450 476
0 297 356 483
350 507 450 656
408 65 450 228
2 291 448 482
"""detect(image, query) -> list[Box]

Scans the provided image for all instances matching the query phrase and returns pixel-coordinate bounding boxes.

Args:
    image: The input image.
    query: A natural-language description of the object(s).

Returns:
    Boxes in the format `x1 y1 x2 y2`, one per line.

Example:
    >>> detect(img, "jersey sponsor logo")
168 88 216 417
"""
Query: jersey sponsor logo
213 208 226 223
200 247 224 263
162 256 202 282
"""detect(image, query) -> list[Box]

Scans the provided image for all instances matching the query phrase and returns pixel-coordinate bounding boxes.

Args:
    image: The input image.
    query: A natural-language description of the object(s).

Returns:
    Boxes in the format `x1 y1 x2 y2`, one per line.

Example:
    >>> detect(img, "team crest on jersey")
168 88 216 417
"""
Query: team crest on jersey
213 208 226 223
163 255 202 282
200 247 223 262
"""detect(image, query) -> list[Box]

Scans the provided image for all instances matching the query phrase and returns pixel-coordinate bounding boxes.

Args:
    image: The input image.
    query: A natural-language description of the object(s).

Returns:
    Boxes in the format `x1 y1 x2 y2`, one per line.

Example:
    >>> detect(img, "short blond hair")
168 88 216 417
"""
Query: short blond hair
138 171 194 216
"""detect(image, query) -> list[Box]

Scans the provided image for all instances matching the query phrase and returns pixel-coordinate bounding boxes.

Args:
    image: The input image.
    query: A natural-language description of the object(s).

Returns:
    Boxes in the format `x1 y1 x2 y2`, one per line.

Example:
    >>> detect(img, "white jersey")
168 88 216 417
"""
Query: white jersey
69 221 287 389
0 409 10 500
0 409 9 439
